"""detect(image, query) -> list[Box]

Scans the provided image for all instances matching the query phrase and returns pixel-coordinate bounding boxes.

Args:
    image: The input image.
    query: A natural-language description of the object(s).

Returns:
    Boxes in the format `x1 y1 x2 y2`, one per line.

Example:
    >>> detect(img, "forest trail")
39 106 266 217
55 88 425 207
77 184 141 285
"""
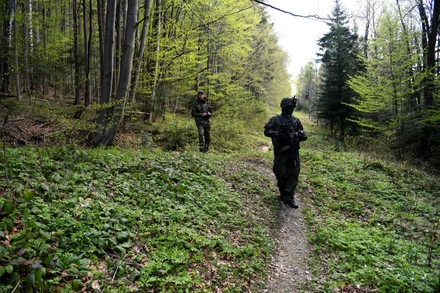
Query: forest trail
259 145 312 292
265 194 311 292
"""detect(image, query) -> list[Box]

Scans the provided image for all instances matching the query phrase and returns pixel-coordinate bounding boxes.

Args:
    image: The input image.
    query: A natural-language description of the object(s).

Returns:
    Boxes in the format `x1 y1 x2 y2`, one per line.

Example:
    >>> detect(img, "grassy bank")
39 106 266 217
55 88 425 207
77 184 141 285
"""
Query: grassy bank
295 115 440 292
0 147 277 292
1 111 439 292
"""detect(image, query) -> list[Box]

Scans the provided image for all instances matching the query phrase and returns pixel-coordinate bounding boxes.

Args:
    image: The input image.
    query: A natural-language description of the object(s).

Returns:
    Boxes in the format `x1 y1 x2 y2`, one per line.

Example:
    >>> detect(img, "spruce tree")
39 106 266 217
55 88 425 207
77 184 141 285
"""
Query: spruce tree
317 0 361 140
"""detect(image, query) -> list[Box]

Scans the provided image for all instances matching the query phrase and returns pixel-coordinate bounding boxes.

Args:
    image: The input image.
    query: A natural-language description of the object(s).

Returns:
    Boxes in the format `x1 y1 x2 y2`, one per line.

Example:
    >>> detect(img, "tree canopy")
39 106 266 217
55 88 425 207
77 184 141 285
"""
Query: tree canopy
0 0 292 145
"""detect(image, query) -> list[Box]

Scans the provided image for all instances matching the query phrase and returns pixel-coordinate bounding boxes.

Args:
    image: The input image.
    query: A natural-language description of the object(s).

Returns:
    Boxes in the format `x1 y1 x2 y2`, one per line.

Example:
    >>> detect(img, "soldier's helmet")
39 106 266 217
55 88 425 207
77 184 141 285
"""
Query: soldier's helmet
280 97 297 108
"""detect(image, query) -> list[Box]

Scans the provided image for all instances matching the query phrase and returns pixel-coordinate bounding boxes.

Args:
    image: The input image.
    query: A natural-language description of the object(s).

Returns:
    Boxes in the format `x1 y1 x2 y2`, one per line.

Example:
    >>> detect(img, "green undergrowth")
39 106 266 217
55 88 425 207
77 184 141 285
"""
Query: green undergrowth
1 110 439 292
300 146 439 292
0 146 277 292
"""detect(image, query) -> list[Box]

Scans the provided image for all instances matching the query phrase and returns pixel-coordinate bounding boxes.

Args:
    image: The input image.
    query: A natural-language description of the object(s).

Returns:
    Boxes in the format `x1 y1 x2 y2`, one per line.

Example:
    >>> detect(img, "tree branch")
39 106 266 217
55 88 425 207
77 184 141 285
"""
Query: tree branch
251 0 330 21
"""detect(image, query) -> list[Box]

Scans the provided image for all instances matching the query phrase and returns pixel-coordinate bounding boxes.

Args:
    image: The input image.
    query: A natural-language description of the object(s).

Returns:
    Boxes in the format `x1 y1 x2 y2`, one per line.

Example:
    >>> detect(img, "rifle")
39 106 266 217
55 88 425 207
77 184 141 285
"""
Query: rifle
278 124 300 166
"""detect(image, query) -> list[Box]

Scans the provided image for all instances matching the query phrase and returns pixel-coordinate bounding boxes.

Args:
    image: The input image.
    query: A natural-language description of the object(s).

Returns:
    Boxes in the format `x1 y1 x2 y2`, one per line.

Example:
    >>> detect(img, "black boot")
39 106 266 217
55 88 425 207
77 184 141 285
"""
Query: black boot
283 199 299 208
279 193 299 208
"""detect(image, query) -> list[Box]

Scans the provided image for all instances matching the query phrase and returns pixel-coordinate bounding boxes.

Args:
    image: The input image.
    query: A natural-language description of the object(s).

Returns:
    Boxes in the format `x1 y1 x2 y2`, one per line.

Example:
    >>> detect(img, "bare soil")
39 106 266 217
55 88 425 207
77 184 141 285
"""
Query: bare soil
261 145 312 293
265 195 311 292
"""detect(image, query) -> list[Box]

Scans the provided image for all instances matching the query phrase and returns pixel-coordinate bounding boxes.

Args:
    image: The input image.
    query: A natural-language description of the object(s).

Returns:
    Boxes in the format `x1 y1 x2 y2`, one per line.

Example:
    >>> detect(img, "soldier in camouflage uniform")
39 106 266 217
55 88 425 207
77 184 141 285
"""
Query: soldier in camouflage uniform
264 97 307 208
192 90 212 152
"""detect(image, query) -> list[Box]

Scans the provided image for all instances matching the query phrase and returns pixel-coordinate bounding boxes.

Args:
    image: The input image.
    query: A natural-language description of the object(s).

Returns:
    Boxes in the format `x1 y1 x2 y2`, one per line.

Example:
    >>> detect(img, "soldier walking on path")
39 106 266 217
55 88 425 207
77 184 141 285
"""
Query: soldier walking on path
192 90 212 152
264 97 307 208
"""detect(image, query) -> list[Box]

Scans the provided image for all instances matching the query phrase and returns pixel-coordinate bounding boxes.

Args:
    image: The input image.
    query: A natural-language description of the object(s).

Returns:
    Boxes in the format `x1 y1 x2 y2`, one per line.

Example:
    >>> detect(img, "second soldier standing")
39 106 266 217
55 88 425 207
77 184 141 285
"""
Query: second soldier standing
192 90 212 152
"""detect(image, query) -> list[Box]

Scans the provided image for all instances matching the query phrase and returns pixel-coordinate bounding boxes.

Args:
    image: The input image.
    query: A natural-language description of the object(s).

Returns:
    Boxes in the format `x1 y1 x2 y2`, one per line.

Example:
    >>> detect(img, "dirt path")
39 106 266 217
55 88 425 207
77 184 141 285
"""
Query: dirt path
261 144 312 292
265 195 311 292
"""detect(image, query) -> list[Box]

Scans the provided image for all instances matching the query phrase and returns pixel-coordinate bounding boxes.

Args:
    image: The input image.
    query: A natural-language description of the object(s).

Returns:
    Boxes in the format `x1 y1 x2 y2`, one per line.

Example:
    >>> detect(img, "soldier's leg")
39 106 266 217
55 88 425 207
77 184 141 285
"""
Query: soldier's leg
196 123 205 151
285 159 300 207
204 123 211 151
273 155 289 201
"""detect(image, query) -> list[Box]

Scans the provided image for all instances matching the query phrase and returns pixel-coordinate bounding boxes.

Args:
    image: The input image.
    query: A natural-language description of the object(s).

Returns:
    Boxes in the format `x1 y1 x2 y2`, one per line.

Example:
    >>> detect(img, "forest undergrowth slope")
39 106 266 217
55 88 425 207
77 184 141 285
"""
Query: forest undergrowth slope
0 112 439 292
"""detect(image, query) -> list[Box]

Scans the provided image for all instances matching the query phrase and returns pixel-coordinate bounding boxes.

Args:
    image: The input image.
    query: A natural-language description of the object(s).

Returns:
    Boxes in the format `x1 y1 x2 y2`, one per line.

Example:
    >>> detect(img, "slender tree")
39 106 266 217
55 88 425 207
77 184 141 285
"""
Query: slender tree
73 0 81 105
83 0 92 107
92 0 138 146
0 0 12 94
129 0 153 103
92 0 116 146
295 61 319 116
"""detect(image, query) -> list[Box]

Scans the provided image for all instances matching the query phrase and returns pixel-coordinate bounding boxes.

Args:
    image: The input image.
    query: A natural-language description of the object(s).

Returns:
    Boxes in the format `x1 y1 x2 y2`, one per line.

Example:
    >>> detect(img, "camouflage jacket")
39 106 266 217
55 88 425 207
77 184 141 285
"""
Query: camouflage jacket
191 98 212 123
264 114 307 155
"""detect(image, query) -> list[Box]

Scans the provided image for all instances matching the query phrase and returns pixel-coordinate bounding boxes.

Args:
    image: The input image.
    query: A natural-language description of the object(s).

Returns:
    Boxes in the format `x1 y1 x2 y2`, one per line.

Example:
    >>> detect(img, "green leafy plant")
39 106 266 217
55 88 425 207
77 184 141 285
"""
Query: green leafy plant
301 147 439 292
0 147 276 292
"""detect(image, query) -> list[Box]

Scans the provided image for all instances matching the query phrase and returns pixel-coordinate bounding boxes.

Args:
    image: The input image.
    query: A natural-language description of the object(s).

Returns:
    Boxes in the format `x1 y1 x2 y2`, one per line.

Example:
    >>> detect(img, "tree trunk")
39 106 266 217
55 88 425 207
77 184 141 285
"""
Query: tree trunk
22 0 31 100
97 0 105 96
73 0 81 106
1 0 12 94
149 0 162 122
129 0 153 103
12 0 20 99
92 0 116 146
418 0 439 109
417 0 439 158
83 0 92 107
114 0 122 99
93 0 138 146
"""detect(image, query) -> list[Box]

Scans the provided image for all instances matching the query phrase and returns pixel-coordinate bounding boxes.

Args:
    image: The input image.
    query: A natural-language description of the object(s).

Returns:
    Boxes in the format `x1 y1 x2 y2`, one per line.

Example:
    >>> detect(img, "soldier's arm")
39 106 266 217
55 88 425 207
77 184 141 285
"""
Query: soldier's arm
264 118 278 138
191 102 203 118
297 120 307 141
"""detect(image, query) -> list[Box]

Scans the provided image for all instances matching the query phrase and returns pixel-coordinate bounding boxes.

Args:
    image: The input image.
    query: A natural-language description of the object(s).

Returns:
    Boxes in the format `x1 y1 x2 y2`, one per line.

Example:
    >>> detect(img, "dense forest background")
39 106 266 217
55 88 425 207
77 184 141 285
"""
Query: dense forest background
0 0 439 165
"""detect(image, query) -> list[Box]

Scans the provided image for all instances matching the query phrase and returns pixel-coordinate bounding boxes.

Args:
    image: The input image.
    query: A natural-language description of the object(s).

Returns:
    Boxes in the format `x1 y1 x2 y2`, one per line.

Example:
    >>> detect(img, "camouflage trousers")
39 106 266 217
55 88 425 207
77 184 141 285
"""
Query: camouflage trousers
273 154 300 201
196 120 210 151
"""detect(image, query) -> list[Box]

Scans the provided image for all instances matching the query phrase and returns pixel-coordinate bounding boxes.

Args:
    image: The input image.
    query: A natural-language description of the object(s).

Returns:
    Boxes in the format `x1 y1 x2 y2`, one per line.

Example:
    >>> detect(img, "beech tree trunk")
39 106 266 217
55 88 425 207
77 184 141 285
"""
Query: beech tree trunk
149 0 162 122
0 0 12 94
130 0 153 103
92 0 116 146
12 0 20 99
92 0 138 146
83 0 92 107
73 0 81 106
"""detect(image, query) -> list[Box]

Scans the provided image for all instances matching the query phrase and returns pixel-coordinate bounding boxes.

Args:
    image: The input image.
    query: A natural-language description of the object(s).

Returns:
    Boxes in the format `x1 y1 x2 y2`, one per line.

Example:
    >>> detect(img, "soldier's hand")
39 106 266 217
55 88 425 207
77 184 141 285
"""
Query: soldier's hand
297 130 307 141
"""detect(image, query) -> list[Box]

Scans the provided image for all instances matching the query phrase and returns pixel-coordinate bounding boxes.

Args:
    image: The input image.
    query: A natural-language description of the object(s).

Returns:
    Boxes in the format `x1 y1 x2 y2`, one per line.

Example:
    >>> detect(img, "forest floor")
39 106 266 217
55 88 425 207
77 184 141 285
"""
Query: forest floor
2 112 313 292
259 145 312 292
2 108 439 292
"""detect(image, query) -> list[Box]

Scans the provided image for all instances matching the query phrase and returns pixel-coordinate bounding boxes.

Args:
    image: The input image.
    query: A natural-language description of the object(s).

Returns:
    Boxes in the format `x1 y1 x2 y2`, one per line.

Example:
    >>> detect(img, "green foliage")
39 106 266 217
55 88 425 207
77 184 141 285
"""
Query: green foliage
0 146 275 292
295 62 318 113
151 107 267 152
300 146 439 292
139 0 291 121
151 114 197 151
347 11 424 157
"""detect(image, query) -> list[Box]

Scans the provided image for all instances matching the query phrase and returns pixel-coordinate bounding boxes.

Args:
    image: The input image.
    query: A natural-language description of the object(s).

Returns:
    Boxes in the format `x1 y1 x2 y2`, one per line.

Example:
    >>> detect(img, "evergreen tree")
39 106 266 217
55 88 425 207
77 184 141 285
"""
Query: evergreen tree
317 0 362 140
